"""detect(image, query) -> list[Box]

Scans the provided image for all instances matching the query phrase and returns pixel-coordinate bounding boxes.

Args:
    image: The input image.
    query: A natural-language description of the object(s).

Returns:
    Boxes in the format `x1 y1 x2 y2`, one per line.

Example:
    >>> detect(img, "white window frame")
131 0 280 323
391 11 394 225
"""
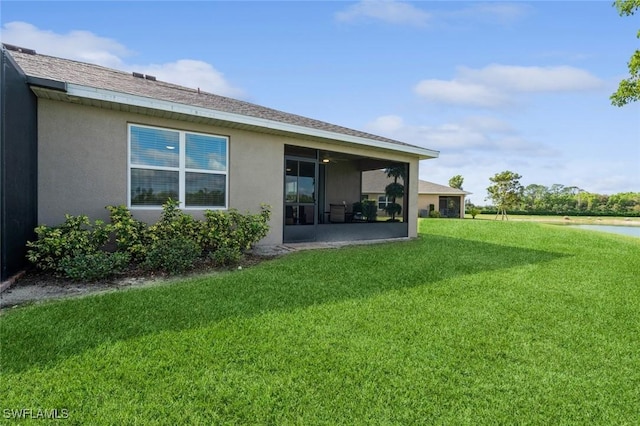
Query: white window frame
127 123 229 210
378 195 390 210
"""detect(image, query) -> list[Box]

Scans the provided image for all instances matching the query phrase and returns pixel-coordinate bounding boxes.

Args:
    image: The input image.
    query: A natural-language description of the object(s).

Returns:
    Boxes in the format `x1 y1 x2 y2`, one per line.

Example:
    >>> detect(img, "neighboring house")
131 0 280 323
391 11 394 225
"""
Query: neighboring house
362 170 471 219
0 44 439 280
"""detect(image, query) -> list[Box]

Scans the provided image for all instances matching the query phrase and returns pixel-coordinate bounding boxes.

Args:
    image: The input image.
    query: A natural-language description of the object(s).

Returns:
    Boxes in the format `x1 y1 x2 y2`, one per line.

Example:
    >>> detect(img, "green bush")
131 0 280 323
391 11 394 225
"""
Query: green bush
468 207 481 219
60 251 131 281
384 202 402 220
106 205 150 261
210 247 243 267
361 199 377 222
27 201 272 278
201 204 271 254
429 210 441 218
148 198 202 245
143 235 202 275
26 214 113 274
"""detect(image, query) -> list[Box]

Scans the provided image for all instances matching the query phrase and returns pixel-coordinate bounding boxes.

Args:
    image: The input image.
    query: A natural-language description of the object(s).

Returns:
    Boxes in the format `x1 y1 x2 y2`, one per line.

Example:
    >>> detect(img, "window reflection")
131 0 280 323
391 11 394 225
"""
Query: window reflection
285 160 315 204
285 159 316 226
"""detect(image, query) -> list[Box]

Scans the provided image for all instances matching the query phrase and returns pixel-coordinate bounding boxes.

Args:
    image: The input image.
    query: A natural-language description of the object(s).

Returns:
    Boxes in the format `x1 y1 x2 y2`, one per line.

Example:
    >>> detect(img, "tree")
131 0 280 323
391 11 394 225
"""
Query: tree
448 175 464 190
486 171 524 220
523 184 548 210
384 165 406 222
611 0 640 106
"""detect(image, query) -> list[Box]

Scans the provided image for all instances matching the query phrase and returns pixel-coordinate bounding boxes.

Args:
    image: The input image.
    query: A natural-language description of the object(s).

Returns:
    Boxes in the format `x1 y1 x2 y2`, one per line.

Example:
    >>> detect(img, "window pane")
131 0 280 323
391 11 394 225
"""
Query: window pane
131 169 178 206
285 160 297 202
298 161 315 203
285 205 315 225
130 126 179 167
186 172 226 207
186 133 227 171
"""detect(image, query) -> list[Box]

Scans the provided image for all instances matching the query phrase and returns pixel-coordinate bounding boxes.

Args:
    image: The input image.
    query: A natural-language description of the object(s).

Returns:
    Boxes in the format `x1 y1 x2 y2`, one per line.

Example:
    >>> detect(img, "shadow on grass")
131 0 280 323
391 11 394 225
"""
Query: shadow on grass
1 235 565 373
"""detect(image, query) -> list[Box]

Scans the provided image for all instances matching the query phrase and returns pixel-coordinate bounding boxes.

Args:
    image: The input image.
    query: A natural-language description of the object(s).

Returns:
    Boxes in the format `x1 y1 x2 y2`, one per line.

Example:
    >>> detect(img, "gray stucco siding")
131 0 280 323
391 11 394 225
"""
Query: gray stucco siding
37 99 286 245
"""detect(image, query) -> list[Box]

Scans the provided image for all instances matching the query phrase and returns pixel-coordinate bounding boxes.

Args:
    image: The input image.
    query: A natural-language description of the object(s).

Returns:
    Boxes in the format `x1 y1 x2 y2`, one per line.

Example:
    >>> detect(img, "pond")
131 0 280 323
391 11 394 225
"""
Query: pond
568 225 640 238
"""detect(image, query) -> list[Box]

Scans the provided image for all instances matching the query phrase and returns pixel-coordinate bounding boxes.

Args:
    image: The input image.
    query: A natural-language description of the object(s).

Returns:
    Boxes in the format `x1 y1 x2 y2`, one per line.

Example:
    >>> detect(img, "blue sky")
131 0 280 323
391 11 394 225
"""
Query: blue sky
2 1 638 203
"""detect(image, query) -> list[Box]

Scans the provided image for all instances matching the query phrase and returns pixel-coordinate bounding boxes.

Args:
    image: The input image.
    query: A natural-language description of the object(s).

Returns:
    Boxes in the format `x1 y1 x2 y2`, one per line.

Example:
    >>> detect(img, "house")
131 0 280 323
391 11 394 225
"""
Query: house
362 170 470 219
0 44 439 280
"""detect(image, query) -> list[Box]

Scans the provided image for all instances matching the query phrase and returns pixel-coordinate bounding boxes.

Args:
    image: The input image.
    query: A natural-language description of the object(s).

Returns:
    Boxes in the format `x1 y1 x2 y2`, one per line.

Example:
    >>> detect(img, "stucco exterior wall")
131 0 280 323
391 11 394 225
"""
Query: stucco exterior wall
324 161 361 211
37 99 422 244
37 99 284 244
418 194 466 219
38 100 127 224
418 194 440 213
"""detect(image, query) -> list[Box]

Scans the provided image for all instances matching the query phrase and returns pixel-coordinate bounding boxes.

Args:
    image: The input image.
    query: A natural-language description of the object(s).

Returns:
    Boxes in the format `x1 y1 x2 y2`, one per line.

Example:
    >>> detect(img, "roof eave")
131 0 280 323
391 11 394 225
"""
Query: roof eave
63 83 439 159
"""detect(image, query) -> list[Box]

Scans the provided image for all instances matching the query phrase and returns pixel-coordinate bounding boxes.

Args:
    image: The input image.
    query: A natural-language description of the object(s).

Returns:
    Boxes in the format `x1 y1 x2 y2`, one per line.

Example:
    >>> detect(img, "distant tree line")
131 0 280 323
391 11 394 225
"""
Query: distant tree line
467 171 640 217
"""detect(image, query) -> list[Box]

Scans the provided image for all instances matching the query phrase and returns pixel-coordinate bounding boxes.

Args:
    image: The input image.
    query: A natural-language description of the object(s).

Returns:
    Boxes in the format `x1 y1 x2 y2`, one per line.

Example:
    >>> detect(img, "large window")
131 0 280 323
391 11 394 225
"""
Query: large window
129 124 228 208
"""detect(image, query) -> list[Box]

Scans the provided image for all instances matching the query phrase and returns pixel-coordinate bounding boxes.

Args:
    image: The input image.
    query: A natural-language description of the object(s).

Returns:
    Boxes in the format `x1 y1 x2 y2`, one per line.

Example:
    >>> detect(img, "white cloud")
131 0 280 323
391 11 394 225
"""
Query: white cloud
450 3 533 25
458 64 604 92
366 114 554 156
1 21 130 68
0 21 245 98
335 0 430 26
415 64 604 108
414 79 508 108
461 115 514 133
368 115 406 133
140 60 245 98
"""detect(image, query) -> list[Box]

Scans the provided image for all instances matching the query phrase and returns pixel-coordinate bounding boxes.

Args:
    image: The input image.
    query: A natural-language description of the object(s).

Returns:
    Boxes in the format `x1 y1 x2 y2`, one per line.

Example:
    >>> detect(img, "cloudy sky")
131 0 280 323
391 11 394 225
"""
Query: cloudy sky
2 1 638 203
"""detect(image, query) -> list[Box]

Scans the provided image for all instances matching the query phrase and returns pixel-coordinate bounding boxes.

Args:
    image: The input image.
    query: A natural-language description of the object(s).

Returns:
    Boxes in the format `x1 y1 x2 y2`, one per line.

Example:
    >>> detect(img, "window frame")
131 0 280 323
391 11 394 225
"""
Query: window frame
378 195 390 210
127 123 229 210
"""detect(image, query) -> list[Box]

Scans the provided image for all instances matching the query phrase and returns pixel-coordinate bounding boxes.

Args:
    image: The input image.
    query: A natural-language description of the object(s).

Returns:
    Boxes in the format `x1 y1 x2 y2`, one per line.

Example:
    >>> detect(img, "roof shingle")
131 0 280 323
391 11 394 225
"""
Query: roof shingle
6 47 434 153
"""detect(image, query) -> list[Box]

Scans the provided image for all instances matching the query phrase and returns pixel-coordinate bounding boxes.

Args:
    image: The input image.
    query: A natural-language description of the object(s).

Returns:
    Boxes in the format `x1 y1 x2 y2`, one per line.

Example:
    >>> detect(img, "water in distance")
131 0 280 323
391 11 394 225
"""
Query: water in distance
568 224 640 238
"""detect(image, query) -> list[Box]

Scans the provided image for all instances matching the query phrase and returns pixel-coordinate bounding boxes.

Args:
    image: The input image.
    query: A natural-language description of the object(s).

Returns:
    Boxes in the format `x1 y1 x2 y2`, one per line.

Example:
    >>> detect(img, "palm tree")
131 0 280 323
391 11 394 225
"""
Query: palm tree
384 165 406 222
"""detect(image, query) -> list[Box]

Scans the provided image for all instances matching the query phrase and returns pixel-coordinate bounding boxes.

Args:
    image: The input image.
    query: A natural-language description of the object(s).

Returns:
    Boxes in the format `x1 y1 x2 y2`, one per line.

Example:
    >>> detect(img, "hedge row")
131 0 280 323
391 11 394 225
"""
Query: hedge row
26 199 271 281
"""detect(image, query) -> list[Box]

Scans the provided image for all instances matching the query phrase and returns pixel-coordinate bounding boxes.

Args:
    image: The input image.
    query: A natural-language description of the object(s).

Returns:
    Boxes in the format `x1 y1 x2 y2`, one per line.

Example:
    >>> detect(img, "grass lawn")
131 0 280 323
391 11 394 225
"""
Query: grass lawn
1 220 639 424
471 213 640 225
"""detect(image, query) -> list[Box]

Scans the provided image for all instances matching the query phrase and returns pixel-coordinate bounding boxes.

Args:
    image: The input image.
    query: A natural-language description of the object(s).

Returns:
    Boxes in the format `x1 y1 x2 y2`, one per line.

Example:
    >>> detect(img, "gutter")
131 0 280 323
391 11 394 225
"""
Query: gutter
64 83 440 160
26 76 67 92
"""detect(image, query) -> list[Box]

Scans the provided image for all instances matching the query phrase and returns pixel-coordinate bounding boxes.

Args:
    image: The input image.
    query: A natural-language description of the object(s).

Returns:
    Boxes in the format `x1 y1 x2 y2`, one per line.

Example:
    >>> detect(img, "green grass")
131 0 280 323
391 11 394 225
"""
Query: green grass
1 220 639 424
471 213 640 224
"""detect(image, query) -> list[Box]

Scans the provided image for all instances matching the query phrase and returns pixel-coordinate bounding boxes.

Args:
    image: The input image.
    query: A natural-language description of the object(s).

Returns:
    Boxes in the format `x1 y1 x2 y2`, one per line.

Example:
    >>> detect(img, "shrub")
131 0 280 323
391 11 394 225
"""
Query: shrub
27 201 272 278
210 247 243 267
26 214 113 274
469 207 481 219
106 205 150 261
201 204 271 254
148 199 202 246
384 202 402 220
143 235 202 275
429 210 441 218
60 251 131 281
361 200 377 222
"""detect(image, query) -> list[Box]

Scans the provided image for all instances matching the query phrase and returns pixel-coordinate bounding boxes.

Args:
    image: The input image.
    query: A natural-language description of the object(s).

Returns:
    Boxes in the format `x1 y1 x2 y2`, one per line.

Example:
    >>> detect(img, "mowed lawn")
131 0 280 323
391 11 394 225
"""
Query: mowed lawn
1 220 639 424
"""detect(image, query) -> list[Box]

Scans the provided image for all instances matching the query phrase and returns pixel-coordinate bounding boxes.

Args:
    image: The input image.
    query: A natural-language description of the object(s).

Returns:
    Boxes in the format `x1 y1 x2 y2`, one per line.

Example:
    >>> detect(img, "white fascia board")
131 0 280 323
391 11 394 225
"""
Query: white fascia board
66 84 440 159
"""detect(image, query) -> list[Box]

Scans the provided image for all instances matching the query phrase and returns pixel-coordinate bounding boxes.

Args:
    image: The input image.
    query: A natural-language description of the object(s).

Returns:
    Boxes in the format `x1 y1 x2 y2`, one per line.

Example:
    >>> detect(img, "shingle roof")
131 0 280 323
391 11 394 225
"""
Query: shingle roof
417 179 471 195
362 170 471 195
5 45 435 154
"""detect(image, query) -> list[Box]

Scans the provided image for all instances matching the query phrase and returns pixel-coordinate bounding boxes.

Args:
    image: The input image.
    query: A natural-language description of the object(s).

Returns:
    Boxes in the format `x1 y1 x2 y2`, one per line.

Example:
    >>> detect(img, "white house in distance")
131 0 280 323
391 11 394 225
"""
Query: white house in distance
362 170 471 219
